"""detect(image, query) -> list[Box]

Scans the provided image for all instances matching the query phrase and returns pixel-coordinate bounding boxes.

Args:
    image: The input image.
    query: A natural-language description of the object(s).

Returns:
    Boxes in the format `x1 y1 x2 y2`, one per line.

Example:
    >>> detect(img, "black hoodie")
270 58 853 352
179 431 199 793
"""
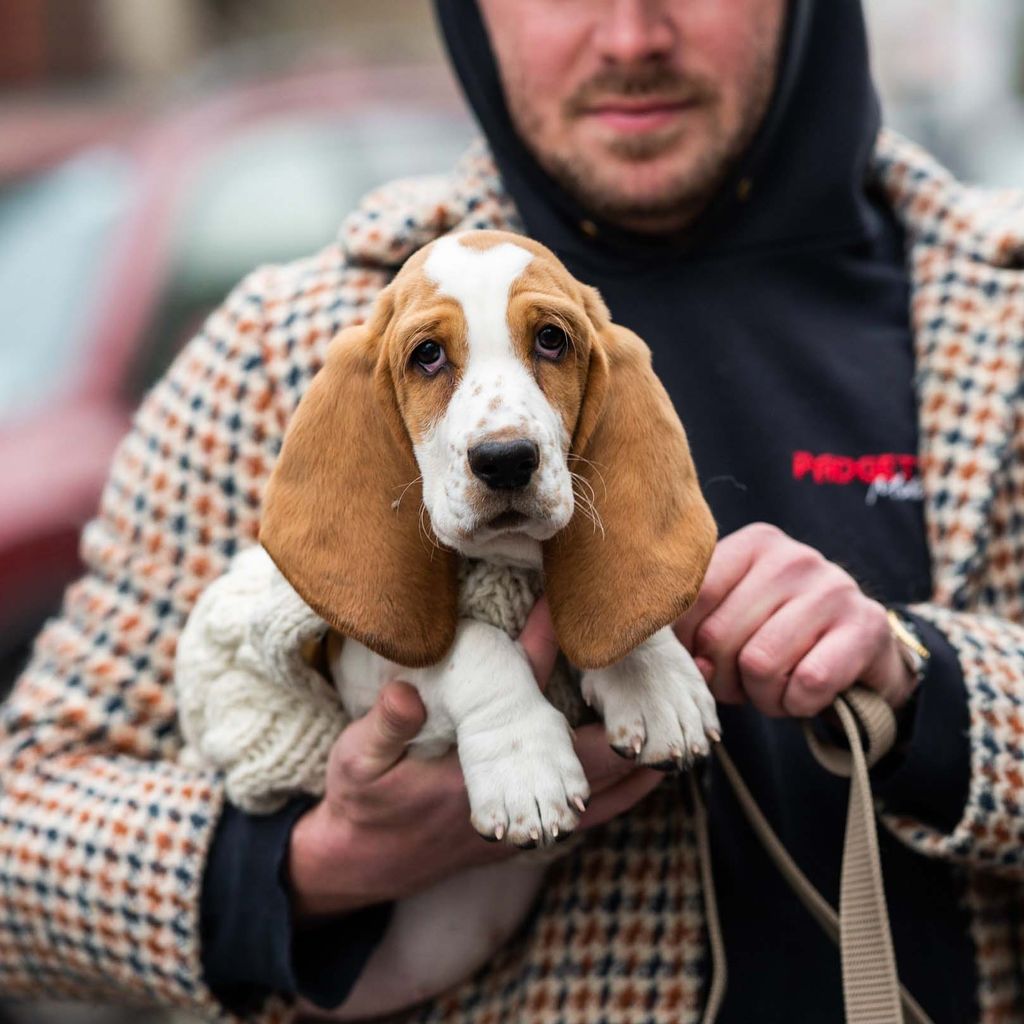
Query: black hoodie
435 1 976 1020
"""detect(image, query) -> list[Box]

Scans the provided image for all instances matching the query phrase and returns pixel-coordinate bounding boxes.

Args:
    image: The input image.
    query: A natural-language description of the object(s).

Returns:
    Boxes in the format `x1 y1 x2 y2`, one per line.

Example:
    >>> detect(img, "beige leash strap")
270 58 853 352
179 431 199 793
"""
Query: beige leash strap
695 686 934 1024
690 772 727 1024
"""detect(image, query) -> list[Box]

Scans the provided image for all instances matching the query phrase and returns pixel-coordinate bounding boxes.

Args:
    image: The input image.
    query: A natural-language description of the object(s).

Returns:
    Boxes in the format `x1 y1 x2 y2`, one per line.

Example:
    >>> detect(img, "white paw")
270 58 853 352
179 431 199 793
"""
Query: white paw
582 627 721 770
458 703 589 848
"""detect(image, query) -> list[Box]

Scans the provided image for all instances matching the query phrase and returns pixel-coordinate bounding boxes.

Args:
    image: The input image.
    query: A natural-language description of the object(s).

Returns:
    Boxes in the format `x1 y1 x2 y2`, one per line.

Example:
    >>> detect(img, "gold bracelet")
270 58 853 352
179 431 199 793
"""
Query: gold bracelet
886 609 930 684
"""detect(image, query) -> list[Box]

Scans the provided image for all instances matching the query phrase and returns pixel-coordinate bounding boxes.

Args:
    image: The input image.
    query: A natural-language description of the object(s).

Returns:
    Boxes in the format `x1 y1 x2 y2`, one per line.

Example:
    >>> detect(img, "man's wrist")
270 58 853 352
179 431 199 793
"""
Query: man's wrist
288 802 366 921
201 797 317 1012
868 602 933 708
870 643 918 711
887 609 930 679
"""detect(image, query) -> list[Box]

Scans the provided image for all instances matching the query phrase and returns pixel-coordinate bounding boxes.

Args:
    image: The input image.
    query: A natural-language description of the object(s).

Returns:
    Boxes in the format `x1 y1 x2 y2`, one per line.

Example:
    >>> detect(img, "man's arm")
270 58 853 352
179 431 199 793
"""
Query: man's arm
674 522 1024 875
878 603 1024 871
0 272 291 1018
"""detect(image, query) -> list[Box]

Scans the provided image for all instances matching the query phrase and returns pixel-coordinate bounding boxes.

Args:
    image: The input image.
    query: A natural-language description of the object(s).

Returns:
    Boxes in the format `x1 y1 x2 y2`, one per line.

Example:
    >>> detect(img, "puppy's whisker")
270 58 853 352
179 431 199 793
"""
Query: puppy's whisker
566 453 608 501
570 472 605 538
392 475 423 512
576 500 603 538
570 469 597 508
417 501 443 556
569 469 598 512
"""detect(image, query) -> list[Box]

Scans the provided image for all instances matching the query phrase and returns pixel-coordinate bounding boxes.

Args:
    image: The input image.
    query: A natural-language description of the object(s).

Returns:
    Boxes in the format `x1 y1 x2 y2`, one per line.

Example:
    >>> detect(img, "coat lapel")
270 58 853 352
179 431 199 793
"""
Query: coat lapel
873 131 1024 608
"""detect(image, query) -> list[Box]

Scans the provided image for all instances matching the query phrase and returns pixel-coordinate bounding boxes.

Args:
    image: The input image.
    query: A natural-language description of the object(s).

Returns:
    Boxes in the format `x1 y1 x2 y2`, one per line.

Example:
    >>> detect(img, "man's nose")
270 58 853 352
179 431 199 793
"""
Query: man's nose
594 0 675 65
468 439 540 490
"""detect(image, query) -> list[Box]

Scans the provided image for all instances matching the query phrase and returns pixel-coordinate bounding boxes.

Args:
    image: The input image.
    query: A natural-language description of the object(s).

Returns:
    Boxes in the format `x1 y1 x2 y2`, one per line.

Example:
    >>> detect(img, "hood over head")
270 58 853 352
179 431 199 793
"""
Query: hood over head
434 0 886 269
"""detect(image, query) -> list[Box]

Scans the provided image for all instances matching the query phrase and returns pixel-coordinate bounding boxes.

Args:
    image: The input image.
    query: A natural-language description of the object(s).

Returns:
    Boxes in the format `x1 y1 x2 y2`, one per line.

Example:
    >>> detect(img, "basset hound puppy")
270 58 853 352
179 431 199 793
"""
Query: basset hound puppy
177 229 720 1017
260 229 720 847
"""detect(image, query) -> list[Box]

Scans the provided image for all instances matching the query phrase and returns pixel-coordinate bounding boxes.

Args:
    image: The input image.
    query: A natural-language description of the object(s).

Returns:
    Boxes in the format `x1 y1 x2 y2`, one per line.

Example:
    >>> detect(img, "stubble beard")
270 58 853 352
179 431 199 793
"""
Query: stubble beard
509 58 777 233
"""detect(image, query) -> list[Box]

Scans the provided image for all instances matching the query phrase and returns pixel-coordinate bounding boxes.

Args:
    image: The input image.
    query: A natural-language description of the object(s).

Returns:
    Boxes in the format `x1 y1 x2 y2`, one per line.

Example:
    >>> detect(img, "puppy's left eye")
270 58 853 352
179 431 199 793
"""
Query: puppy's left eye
411 339 447 376
535 324 569 361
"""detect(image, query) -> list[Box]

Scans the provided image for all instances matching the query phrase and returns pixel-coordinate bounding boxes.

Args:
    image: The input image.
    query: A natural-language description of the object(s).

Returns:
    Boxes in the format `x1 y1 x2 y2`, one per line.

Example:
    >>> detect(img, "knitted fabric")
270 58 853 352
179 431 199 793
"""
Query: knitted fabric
175 552 580 814
0 131 1022 1023
457 559 540 634
176 546 345 814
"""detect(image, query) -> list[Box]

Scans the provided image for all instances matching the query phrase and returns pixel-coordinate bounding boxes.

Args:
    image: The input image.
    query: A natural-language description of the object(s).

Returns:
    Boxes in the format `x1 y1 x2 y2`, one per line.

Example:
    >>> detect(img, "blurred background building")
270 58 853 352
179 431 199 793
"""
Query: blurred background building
0 1 1020 1021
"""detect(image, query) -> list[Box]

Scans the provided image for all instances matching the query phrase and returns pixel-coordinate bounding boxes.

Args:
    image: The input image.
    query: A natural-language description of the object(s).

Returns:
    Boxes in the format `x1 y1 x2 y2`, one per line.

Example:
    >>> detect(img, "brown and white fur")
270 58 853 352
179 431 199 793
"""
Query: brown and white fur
230 230 719 1016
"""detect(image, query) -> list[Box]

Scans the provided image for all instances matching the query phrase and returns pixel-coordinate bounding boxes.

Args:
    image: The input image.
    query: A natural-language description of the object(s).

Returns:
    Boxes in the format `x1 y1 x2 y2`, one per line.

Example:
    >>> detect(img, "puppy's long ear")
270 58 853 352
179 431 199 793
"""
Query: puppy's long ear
544 291 717 669
260 293 459 668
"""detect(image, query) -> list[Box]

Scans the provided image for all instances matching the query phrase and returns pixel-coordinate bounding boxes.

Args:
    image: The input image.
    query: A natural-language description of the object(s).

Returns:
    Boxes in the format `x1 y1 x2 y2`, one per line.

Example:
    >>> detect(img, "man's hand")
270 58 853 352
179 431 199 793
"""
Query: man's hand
674 523 918 720
288 598 662 920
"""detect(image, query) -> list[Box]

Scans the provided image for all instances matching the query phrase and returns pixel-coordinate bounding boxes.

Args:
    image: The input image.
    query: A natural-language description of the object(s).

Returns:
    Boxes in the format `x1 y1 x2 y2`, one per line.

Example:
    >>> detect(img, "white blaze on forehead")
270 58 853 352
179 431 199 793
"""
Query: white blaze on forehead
423 236 533 360
412 235 575 556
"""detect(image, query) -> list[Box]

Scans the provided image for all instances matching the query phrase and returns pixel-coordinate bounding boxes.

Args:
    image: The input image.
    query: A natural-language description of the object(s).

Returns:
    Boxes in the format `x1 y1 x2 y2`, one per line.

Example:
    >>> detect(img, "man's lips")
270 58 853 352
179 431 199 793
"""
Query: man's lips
581 99 697 134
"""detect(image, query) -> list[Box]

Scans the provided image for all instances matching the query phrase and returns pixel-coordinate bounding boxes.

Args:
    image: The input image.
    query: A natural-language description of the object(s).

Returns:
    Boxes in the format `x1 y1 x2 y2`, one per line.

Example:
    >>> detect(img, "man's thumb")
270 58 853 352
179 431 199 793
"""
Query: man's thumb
338 680 426 784
519 596 560 690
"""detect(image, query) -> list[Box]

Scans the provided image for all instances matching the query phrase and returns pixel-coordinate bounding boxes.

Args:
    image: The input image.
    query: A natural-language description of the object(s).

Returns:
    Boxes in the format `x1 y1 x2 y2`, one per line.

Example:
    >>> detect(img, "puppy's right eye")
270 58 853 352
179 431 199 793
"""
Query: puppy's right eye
411 340 446 376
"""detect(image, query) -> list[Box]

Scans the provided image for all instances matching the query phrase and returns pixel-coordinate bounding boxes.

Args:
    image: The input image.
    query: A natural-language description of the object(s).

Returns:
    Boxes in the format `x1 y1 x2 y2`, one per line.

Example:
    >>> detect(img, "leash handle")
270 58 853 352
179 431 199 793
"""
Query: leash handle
696 686 934 1024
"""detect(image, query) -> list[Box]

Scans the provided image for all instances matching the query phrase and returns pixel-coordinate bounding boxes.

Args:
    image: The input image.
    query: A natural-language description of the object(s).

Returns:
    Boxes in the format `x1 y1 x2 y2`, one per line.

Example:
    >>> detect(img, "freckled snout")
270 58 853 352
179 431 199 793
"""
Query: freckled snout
468 439 540 491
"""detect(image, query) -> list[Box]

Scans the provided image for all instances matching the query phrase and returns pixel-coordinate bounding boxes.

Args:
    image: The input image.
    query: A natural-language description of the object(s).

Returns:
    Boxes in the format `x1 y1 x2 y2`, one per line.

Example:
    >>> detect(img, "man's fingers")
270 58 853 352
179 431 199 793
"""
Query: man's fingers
574 723 652 791
694 656 716 686
674 525 765 648
734 591 841 715
782 627 865 718
518 596 560 690
335 680 426 785
578 765 663 831
687 559 794 704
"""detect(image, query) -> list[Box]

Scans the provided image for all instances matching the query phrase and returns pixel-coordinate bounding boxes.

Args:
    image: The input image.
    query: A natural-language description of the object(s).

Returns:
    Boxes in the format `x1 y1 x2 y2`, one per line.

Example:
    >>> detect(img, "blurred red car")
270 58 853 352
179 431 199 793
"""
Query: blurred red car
0 63 471 685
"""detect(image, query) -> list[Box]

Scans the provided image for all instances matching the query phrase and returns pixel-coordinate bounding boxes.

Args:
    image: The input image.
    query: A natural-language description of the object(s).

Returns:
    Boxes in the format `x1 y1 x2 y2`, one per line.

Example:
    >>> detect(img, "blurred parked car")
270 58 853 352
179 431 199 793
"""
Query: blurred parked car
0 63 472 688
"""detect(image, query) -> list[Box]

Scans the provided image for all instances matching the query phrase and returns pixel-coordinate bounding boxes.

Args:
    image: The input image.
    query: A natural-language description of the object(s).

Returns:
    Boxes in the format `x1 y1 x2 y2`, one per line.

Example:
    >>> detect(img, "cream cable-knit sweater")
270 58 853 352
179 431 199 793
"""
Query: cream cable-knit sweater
175 547 583 813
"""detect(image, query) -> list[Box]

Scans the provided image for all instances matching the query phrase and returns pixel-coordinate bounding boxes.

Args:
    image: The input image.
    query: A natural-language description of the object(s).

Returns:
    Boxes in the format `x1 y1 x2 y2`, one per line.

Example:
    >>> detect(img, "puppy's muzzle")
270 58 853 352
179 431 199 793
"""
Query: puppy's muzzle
468 439 540 491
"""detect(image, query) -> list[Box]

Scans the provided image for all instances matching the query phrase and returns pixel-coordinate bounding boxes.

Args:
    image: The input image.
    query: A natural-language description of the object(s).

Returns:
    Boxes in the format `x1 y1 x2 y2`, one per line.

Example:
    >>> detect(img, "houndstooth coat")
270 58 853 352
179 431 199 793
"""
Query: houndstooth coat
1 131 1022 1022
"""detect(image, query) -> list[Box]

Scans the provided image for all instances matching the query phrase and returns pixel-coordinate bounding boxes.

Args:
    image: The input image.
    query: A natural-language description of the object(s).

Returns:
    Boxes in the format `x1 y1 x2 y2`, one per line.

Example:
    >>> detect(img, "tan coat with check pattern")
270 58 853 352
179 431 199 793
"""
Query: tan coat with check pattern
1 131 1022 1022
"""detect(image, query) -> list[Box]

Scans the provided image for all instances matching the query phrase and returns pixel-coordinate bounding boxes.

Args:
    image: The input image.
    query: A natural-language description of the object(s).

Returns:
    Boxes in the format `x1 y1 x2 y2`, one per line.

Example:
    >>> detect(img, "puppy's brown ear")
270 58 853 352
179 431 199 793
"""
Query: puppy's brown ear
260 293 458 668
544 307 717 669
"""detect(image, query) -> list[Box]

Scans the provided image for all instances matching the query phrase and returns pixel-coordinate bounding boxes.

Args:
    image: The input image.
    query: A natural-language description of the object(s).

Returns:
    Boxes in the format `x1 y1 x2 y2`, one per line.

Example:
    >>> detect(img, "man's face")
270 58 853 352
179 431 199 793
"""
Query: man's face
478 0 787 234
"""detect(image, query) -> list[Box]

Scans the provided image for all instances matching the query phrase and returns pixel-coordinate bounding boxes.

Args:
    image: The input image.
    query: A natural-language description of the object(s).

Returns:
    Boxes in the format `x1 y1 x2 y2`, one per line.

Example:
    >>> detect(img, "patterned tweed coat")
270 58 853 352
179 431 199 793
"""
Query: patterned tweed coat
2 131 1023 1023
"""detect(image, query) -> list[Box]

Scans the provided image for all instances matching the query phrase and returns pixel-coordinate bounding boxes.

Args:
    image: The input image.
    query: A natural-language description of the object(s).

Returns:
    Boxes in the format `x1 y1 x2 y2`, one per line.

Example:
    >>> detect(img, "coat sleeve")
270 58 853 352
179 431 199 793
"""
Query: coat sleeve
0 270 296 1021
877 603 1024 876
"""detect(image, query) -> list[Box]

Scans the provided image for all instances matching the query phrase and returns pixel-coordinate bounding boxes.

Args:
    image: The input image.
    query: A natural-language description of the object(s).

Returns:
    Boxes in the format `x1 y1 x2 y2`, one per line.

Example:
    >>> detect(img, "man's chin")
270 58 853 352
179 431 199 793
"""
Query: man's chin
540 120 724 232
544 142 718 231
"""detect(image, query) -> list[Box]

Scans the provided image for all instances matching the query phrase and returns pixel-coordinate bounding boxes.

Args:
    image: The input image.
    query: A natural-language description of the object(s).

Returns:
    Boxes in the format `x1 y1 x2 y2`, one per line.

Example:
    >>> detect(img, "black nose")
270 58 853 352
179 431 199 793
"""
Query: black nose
468 440 540 490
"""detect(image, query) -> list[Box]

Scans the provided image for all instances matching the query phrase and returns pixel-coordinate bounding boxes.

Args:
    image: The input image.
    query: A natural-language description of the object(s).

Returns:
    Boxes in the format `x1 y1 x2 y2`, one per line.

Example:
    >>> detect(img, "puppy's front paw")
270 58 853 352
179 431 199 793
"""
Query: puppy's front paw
459 704 589 848
582 627 720 770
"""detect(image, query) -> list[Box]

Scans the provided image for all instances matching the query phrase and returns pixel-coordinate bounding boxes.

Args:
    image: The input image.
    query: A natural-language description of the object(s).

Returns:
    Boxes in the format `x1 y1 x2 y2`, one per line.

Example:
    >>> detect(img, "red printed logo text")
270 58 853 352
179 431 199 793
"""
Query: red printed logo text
792 451 923 505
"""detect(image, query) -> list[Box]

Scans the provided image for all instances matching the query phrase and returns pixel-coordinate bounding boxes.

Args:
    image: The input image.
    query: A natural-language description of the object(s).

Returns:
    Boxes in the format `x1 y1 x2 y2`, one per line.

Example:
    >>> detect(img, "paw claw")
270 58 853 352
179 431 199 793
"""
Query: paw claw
463 706 587 849
583 630 721 774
